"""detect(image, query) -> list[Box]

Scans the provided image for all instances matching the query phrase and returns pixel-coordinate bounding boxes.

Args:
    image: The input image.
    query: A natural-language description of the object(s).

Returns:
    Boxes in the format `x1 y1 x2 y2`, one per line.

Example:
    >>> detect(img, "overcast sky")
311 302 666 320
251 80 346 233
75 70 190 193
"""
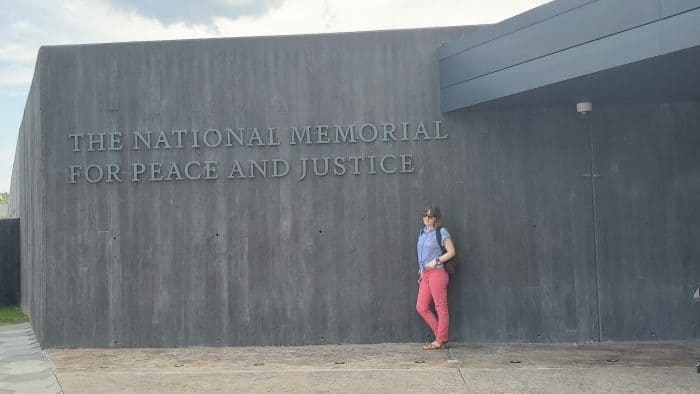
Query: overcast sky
0 0 551 193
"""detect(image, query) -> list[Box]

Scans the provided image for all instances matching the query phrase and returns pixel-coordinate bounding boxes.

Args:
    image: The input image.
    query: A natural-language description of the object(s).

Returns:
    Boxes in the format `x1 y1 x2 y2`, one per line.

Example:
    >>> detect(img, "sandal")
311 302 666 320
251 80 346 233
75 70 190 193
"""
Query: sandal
423 341 447 350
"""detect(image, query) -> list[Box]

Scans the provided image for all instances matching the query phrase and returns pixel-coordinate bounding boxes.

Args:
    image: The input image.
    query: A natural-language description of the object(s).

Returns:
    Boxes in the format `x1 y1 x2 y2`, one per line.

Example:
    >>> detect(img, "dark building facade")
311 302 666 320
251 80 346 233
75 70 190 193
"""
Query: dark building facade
10 0 700 347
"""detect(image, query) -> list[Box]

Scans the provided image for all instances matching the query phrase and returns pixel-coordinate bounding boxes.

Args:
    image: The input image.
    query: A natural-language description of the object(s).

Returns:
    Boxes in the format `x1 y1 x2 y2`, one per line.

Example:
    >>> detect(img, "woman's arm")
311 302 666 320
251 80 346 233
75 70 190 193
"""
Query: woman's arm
427 236 456 268
441 237 456 262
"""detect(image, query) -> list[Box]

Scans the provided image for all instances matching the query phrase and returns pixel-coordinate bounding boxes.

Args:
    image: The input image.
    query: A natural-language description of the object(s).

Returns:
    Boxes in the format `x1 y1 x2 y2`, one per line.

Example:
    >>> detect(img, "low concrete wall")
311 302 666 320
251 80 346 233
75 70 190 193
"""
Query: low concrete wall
0 219 20 307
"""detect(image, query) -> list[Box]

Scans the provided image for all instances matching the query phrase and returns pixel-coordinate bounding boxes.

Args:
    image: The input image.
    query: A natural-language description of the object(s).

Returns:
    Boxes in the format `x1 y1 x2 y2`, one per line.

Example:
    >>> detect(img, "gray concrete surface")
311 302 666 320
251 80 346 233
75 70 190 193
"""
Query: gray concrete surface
47 341 700 393
0 323 62 393
0 219 20 307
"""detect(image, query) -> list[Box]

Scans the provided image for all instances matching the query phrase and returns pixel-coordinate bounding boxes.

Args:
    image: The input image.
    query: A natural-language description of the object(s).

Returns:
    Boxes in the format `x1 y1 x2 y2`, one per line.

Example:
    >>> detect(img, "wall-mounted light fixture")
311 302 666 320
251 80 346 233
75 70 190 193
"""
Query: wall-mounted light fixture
576 102 593 114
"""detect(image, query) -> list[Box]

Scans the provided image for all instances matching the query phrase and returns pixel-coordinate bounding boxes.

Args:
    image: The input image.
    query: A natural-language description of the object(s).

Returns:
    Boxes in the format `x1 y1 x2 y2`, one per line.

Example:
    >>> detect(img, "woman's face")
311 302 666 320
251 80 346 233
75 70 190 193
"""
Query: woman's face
422 211 437 228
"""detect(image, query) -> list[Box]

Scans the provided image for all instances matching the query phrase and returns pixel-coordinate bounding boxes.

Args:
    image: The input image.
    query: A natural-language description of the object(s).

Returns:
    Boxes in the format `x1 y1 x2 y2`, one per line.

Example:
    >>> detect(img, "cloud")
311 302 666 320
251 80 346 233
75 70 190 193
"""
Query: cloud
0 44 38 64
0 42 37 87
211 0 554 38
0 66 35 88
0 145 15 193
106 0 283 25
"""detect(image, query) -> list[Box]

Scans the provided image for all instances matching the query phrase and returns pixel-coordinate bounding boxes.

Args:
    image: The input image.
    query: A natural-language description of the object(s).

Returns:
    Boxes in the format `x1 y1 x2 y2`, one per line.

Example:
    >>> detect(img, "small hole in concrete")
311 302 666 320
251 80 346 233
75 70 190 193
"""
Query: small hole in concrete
510 360 521 364
334 361 346 365
113 237 117 240
253 362 264 366
216 233 219 237
606 359 619 363
320 336 325 340
650 332 655 337
532 225 537 228
537 333 542 337
414 360 426 364
174 363 183 367
216 338 220 342
319 229 323 233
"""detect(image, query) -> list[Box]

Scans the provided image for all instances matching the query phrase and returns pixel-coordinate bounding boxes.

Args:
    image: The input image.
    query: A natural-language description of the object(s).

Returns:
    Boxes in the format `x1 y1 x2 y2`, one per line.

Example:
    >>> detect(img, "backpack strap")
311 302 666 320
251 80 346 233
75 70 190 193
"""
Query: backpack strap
435 226 447 254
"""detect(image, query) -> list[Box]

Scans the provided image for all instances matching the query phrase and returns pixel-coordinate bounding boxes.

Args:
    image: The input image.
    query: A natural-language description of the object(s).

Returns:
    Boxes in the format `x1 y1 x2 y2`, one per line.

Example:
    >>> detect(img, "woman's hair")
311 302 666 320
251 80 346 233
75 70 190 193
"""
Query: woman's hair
423 205 442 225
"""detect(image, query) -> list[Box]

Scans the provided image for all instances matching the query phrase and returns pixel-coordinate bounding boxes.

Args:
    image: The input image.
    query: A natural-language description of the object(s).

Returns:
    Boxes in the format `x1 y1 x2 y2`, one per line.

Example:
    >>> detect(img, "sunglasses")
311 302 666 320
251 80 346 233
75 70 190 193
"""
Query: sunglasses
422 214 435 219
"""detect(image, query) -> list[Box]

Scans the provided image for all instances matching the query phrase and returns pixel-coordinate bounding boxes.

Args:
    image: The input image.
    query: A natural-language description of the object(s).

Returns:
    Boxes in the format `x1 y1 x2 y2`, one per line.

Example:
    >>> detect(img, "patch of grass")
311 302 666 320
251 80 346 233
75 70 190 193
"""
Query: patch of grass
0 306 29 325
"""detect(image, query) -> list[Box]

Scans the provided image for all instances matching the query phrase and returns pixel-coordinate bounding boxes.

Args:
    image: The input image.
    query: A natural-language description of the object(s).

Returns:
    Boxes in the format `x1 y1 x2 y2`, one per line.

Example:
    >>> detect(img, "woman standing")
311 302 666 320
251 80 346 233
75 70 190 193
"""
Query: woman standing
416 205 456 350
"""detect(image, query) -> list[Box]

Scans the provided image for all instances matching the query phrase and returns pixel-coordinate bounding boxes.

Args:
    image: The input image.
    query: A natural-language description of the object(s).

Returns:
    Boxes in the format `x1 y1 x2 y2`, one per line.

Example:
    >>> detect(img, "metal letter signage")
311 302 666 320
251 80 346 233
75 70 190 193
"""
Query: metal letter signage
66 121 448 184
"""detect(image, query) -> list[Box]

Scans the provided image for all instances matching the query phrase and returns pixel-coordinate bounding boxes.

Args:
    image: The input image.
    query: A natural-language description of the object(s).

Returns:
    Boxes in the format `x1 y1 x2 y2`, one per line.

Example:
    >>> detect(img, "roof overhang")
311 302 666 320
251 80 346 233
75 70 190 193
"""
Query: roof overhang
439 0 700 112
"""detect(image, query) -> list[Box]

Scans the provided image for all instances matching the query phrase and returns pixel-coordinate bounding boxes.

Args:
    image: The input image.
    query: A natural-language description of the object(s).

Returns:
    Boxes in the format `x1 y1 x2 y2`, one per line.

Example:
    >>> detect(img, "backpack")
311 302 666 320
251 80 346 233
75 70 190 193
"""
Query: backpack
420 226 456 275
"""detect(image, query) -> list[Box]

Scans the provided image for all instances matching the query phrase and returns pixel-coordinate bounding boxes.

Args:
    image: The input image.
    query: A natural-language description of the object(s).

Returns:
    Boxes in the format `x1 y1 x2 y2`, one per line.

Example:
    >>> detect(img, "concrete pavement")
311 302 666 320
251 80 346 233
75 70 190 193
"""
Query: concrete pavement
2 321 698 393
0 323 62 393
46 341 700 393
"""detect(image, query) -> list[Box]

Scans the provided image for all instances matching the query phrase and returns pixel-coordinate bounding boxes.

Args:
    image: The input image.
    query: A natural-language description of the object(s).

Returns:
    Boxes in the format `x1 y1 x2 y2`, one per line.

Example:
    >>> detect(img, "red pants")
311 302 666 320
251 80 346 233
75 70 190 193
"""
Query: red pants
416 268 449 342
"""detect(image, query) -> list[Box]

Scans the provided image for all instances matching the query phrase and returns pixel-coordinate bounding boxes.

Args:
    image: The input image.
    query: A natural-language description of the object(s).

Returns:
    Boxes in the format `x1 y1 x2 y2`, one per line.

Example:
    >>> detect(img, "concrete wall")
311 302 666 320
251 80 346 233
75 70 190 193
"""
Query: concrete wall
448 102 700 342
10 71 44 334
0 219 20 307
10 26 700 347
591 103 700 340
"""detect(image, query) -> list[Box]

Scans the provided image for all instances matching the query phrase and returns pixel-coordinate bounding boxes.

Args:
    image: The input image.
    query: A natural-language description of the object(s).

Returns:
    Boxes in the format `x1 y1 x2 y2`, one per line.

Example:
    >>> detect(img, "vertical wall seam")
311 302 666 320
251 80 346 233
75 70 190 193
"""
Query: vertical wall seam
588 116 603 342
